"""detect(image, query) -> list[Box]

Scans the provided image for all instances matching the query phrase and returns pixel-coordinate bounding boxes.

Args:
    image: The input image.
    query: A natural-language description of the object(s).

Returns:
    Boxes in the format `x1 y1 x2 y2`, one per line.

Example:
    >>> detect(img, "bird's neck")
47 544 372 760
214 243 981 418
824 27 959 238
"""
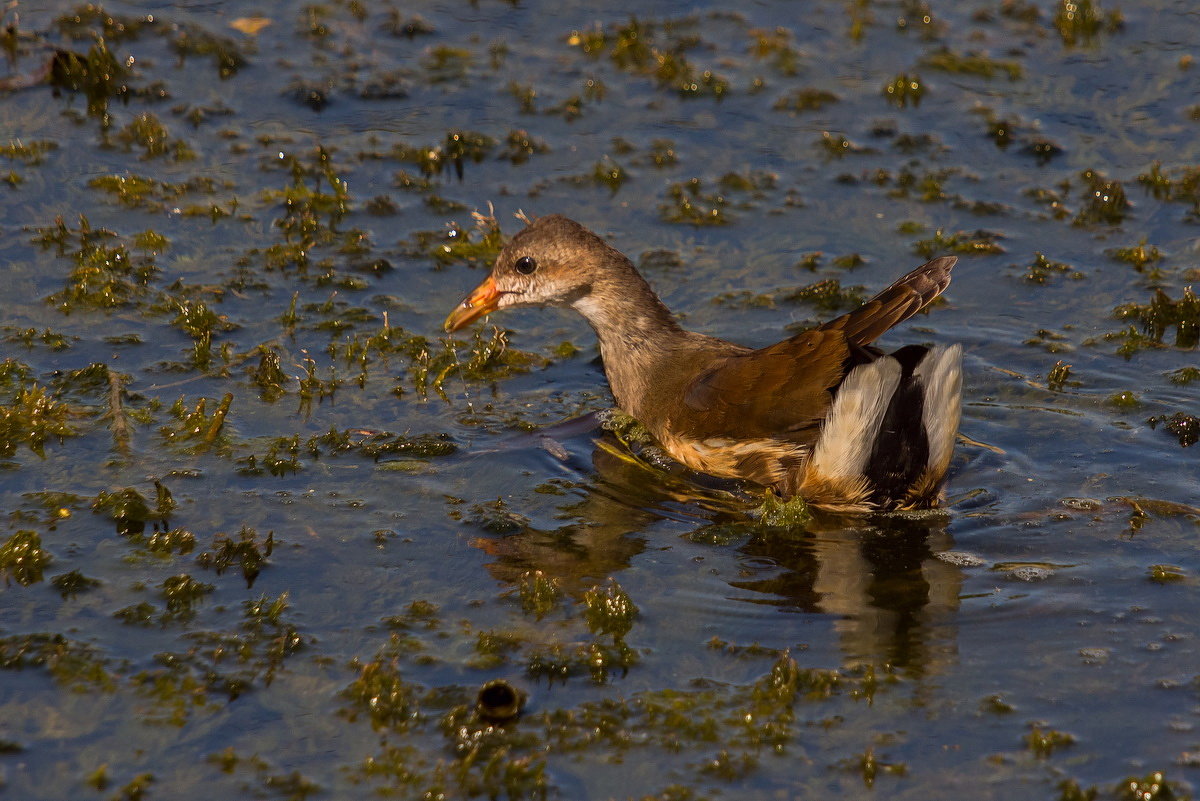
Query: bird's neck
570 263 684 418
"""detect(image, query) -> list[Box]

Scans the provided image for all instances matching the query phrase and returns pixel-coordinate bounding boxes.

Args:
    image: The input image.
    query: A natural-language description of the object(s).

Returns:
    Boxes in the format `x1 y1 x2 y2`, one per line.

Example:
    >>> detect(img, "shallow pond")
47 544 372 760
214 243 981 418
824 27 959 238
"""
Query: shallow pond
1 0 1199 798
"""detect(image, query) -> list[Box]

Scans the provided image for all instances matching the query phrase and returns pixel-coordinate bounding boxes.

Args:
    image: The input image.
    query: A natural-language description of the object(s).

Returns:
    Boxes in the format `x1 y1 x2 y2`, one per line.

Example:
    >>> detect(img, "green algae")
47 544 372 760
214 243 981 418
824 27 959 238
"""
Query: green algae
518 570 563 620
0 380 77 458
171 24 246 79
1147 413 1199 447
1025 724 1076 757
50 569 101 598
49 39 131 121
1047 360 1074 391
660 179 729 225
922 48 1023 80
196 527 274 586
1166 366 1200 385
773 88 838 113
1054 0 1124 46
1113 288 1200 350
568 17 729 99
91 483 175 536
1022 252 1082 284
1075 169 1131 226
0 632 116 691
0 530 52 585
114 112 194 160
882 73 924 107
911 228 1004 258
753 492 813 527
782 279 867 312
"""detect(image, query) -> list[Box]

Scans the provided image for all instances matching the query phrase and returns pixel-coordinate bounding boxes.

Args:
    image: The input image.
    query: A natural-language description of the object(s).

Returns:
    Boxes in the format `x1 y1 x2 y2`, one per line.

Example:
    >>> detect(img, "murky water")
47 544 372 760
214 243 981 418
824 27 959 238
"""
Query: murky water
1 0 1198 798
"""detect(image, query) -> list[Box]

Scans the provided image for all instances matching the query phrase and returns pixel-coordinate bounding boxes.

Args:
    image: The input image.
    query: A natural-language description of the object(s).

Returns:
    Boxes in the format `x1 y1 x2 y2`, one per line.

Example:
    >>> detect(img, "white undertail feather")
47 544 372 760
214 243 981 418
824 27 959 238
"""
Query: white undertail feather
810 356 902 480
915 344 963 474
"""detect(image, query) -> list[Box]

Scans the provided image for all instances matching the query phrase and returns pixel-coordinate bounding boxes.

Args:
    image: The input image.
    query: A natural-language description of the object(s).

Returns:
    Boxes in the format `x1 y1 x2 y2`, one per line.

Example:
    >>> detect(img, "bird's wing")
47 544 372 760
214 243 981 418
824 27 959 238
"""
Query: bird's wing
677 328 849 444
818 255 956 346
674 256 956 444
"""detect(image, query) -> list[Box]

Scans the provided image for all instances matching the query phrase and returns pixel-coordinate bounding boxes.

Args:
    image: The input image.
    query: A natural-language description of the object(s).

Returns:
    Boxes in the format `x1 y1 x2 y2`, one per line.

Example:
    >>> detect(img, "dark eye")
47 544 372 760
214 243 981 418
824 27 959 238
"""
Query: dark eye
514 256 538 275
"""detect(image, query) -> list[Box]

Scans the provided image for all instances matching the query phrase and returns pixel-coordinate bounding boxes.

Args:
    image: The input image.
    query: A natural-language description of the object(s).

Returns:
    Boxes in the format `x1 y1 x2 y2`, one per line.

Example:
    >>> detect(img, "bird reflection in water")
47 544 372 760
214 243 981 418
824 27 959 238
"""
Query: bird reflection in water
465 419 963 675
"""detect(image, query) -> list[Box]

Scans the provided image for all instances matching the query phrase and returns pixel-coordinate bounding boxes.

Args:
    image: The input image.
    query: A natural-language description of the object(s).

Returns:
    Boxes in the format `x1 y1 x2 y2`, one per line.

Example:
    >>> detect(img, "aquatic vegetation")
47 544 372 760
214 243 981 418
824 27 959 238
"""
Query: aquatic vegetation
0 380 77 458
1107 239 1164 275
1047 360 1074 391
1075 169 1130 226
782 279 867 312
0 632 116 691
0 139 58 165
567 17 729 98
659 179 730 225
91 483 175 536
1113 288 1200 349
390 130 495 179
773 88 838 113
1107 390 1139 410
114 112 194 160
50 569 101 598
1166 366 1200 385
196 527 274 586
748 26 802 75
48 40 131 120
1022 252 1082 284
922 48 1023 80
171 24 247 78
34 215 160 312
1054 0 1124 46
0 530 51 585
1147 413 1199 447
401 212 506 268
882 73 924 107
754 492 813 527
518 570 562 620
911 228 1005 258
1025 724 1076 757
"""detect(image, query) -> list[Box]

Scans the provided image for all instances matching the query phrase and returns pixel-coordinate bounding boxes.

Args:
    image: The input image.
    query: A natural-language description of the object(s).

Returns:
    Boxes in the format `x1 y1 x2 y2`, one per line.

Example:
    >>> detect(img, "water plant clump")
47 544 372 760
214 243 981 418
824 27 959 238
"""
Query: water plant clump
921 48 1023 80
1147 412 1199 447
883 73 924 107
659 179 729 225
56 6 159 41
170 24 247 78
33 215 162 313
390 130 496 179
782 279 867 312
196 527 275 586
1054 0 1124 46
567 17 729 99
114 112 195 160
1075 169 1131 226
0 379 77 458
0 529 52 585
1022 252 1082 283
773 88 838 113
91 482 175 536
518 570 563 620
911 228 1005 258
401 212 506 268
49 40 131 121
1113 287 1200 349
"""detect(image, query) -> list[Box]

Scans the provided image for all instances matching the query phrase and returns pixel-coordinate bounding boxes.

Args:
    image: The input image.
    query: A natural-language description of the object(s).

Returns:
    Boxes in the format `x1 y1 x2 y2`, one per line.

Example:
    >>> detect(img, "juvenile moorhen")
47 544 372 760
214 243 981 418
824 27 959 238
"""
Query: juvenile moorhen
445 215 962 512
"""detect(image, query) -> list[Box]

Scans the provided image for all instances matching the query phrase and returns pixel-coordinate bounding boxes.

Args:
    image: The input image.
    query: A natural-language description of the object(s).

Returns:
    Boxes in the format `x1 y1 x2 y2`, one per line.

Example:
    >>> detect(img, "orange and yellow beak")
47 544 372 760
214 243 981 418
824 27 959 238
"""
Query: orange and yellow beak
444 274 502 332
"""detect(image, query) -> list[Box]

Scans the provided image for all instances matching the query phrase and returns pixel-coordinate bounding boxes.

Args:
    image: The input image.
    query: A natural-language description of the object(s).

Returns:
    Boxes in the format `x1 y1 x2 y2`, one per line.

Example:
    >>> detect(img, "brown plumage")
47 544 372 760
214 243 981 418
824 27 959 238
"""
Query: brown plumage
445 214 962 512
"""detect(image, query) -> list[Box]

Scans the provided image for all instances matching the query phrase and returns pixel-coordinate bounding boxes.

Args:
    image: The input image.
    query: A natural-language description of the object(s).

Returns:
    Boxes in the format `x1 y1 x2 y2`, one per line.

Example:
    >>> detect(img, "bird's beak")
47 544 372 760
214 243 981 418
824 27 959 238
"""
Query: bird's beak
444 274 501 332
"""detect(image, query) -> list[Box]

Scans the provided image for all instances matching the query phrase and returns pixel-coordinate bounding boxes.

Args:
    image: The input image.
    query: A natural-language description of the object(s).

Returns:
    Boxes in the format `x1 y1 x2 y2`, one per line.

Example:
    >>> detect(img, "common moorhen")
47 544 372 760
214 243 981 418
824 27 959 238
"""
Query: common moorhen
445 215 962 512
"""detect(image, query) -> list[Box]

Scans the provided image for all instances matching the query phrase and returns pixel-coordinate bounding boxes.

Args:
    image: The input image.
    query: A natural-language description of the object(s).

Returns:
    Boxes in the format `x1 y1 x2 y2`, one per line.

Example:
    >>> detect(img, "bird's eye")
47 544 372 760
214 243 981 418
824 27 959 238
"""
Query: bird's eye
514 256 538 275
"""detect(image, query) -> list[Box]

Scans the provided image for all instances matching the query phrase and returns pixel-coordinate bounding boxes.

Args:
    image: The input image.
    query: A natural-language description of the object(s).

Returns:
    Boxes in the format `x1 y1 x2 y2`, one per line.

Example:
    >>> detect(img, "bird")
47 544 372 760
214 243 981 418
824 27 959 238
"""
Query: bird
444 214 962 513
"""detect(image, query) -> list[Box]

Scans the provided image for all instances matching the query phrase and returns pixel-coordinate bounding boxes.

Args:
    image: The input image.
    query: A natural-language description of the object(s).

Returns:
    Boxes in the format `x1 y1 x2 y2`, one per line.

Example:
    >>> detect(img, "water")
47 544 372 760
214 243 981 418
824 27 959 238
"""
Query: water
1 0 1199 798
